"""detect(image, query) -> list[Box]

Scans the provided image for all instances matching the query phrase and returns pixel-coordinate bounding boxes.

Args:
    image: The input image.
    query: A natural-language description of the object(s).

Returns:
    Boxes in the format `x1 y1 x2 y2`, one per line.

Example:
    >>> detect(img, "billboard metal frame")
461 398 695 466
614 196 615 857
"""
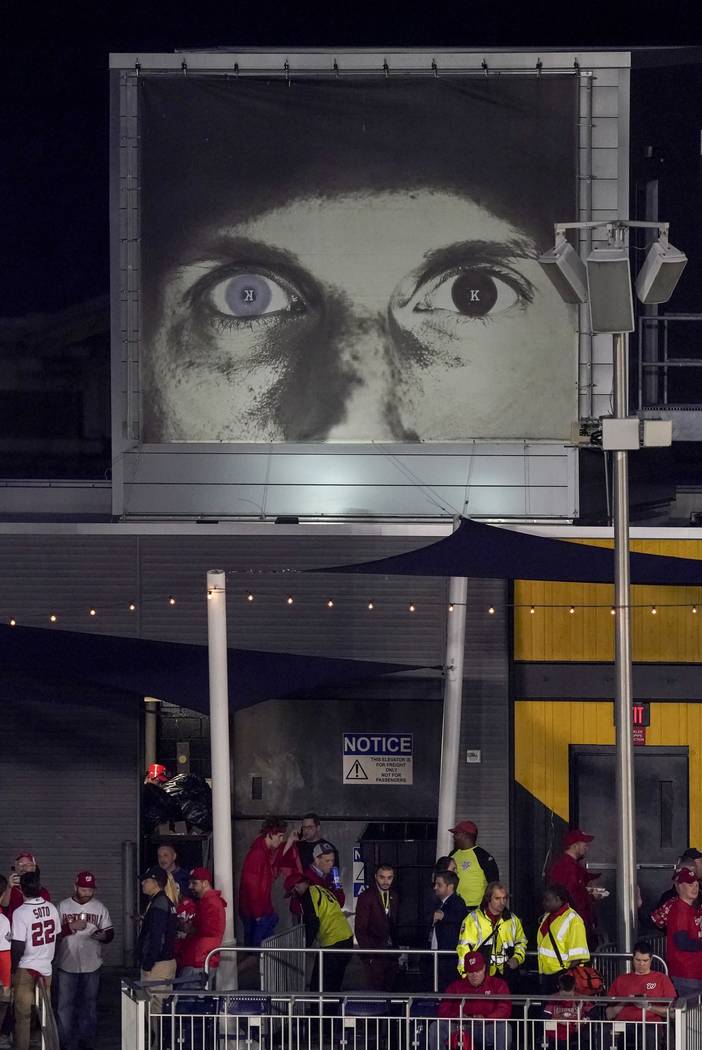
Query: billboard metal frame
109 49 630 521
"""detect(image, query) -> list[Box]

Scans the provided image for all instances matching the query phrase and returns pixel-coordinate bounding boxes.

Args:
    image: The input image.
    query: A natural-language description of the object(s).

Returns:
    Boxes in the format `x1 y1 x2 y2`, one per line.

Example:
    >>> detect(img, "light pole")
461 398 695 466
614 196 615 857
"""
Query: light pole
539 220 686 952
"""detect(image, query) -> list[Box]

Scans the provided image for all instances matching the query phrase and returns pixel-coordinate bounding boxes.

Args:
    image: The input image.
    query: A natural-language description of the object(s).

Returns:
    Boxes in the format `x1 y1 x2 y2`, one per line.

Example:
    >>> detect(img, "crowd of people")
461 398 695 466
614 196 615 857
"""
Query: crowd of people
2 813 700 1046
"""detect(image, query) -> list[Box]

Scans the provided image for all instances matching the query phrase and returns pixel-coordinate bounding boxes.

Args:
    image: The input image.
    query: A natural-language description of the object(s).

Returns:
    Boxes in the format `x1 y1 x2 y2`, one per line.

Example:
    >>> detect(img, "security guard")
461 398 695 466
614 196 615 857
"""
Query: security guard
291 878 353 992
449 820 499 909
457 882 527 989
536 884 590 992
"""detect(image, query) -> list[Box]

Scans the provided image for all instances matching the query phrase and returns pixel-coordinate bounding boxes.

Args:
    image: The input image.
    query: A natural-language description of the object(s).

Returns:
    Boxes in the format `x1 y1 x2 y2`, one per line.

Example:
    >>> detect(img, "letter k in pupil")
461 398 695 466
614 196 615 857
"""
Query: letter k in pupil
470 290 480 301
242 288 256 303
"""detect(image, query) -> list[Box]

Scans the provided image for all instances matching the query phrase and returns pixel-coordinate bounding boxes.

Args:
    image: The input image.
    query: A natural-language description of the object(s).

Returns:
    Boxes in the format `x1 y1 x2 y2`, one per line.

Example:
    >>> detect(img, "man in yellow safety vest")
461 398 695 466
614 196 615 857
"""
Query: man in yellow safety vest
457 882 527 990
292 878 353 993
449 821 499 909
536 884 590 992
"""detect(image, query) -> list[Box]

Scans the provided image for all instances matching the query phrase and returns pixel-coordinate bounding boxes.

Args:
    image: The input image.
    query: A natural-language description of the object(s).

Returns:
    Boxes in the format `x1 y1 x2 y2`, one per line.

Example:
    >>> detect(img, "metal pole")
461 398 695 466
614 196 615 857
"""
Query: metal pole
436 574 468 857
613 330 637 954
143 697 159 769
207 569 237 985
122 840 136 968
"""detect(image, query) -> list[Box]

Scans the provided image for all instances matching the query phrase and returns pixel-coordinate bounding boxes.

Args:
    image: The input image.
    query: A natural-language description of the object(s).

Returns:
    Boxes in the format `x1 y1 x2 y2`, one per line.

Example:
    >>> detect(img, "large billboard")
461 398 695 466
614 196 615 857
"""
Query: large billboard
139 75 578 444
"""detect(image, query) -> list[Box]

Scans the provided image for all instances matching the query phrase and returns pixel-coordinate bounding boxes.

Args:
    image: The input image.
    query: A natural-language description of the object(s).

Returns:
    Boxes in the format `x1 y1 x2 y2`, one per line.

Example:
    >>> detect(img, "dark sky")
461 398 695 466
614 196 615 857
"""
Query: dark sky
2 1 701 318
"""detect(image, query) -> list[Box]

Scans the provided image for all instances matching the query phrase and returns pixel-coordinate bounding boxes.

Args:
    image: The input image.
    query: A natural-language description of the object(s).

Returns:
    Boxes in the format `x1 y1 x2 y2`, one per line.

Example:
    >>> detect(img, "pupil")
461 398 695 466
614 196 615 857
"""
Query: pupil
224 274 272 316
450 271 498 316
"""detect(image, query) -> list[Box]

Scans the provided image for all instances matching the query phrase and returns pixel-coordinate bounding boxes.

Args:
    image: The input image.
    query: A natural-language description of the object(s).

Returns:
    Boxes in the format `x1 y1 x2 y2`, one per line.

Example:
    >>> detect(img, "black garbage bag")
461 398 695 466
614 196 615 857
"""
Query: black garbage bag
161 773 213 831
142 782 183 832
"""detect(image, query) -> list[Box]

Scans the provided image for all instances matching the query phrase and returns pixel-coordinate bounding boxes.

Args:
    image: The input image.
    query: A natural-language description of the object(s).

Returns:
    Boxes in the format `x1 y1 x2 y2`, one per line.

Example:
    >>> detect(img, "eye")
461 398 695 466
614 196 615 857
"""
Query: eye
209 272 304 319
414 268 521 319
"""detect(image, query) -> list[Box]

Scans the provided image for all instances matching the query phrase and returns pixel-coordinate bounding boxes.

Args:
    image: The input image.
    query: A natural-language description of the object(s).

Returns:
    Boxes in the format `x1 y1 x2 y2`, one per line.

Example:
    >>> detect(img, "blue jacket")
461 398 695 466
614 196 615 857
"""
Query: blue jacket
432 891 468 989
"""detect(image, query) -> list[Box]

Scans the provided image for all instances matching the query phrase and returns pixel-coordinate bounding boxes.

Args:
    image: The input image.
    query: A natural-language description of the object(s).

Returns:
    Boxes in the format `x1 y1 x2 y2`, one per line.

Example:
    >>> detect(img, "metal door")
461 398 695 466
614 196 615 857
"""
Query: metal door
570 745 688 942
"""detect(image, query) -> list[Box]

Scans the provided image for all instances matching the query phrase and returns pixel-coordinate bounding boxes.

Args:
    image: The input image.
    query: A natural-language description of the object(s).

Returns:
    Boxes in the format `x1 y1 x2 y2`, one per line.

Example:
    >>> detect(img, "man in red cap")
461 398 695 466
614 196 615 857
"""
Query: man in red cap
449 821 499 910
666 867 702 996
548 829 600 935
434 950 511 1050
0 853 50 923
178 868 226 987
56 871 113 1050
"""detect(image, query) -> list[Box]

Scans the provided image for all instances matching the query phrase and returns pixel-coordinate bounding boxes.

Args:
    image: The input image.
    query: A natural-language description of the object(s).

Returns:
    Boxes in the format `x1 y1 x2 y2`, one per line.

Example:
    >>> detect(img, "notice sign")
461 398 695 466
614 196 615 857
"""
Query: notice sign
343 733 413 785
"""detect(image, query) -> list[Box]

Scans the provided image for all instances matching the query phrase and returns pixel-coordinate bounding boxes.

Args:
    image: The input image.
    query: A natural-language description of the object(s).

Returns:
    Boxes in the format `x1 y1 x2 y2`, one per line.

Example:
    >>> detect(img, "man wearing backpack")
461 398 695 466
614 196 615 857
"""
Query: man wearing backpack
537 885 590 993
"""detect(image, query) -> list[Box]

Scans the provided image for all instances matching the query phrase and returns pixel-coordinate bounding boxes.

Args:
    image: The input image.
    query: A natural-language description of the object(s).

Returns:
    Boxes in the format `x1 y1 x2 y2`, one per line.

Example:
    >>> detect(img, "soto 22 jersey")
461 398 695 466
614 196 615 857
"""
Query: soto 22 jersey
12 896 61 977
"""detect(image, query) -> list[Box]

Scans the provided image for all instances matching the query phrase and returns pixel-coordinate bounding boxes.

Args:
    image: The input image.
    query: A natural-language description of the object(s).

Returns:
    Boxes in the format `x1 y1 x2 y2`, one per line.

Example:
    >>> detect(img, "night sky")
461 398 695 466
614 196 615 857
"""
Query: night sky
2 2 701 318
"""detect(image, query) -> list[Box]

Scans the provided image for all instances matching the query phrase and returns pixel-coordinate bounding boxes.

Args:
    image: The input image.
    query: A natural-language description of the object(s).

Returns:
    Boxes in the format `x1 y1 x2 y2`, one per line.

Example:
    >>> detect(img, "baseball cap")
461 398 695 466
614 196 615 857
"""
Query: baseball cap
463 951 486 972
140 865 167 887
190 867 212 882
146 763 169 783
312 842 336 860
563 829 594 848
675 868 699 885
76 871 96 888
15 852 36 865
449 821 478 837
681 848 702 861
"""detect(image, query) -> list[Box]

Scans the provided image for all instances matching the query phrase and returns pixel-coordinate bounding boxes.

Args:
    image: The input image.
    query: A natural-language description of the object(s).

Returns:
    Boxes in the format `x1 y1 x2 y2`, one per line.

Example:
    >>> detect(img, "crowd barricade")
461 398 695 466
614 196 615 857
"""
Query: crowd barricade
119 944 685 1050
260 923 306 993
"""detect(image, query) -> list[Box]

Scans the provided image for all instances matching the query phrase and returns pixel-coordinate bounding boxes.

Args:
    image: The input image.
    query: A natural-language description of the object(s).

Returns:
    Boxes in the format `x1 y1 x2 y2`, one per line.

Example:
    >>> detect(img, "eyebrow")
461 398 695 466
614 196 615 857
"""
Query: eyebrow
406 237 537 303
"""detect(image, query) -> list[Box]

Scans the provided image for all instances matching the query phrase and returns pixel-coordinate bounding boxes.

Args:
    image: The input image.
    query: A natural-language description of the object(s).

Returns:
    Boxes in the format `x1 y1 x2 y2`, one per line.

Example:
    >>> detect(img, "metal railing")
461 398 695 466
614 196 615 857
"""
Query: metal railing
260 923 306 993
637 312 702 409
121 984 684 1050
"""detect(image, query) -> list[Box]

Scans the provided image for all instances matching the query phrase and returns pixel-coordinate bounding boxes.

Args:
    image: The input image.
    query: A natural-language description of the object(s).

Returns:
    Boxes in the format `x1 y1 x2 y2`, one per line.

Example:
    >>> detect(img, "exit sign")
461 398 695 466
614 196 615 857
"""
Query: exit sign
632 703 650 727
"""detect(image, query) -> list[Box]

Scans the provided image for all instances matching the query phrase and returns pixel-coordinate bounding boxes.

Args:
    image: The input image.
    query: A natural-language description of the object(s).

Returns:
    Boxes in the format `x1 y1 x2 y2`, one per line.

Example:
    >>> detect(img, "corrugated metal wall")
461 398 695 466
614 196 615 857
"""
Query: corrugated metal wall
0 687 140 966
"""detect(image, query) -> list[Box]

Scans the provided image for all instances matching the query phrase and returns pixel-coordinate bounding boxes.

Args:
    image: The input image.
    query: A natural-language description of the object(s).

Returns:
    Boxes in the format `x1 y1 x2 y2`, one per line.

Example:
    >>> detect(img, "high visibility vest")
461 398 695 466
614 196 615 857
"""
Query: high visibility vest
309 885 353 947
453 848 487 908
457 908 528 975
536 907 590 975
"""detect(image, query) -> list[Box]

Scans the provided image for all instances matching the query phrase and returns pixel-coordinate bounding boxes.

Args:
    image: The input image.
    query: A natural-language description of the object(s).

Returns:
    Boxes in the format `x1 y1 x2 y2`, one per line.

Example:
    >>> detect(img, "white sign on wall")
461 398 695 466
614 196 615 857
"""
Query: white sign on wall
342 733 413 785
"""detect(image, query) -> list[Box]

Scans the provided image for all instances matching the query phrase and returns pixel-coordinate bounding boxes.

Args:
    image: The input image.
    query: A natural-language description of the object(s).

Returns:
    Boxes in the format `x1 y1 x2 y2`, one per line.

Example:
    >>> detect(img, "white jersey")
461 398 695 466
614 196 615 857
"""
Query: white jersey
0 913 10 951
11 897 61 977
57 896 113 973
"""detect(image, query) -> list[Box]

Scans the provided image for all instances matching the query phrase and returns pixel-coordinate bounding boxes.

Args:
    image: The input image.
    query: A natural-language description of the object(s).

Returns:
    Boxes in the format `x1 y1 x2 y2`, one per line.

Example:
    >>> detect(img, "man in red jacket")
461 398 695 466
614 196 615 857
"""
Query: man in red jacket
548 830 600 936
238 818 299 947
434 950 511 1050
178 868 226 987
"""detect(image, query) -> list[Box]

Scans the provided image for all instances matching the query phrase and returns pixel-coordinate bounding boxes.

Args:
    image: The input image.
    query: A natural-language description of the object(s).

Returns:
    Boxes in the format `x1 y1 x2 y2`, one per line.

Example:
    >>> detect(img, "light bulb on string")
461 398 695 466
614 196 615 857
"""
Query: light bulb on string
9 618 16 627
207 590 213 600
287 595 294 606
129 603 136 612
367 601 374 611
326 599 334 608
569 606 575 615
610 607 616 616
651 606 657 615
409 602 416 613
168 596 176 606
89 608 96 617
448 603 454 613
246 592 254 603
693 606 698 615
529 606 535 615
488 606 495 615
49 614 57 623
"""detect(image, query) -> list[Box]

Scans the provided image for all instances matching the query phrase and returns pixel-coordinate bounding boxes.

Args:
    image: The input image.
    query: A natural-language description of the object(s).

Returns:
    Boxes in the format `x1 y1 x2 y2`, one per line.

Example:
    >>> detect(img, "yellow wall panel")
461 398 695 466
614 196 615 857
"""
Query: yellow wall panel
514 700 702 839
515 538 702 663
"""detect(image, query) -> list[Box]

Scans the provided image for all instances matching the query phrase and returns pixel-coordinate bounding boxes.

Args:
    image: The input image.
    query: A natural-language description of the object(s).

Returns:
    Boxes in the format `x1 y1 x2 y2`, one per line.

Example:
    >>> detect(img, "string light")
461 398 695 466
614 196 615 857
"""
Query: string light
488 606 495 615
49 614 57 623
207 590 213 600
693 606 698 614
9 618 16 626
611 607 616 616
286 595 294 605
129 603 136 612
168 596 176 606
367 601 374 610
89 608 96 617
651 606 657 615
246 592 254 602
529 606 535 615
326 599 334 608
409 602 416 613
448 603 454 613
569 606 575 615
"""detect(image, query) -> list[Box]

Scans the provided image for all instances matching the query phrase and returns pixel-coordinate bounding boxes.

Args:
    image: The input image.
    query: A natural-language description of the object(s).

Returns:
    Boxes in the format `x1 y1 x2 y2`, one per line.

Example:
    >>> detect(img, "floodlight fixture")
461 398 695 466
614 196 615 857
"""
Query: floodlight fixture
537 236 588 304
635 236 687 305
585 246 635 334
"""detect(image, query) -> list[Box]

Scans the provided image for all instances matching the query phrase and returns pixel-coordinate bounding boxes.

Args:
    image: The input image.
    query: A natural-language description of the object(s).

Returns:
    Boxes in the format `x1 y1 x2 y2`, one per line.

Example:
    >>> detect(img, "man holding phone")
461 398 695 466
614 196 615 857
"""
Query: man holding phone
0 853 50 923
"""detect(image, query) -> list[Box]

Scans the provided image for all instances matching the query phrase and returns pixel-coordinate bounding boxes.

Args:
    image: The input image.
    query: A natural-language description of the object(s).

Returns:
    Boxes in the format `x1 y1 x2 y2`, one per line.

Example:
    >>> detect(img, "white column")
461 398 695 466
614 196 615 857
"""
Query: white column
436 576 468 857
207 570 236 960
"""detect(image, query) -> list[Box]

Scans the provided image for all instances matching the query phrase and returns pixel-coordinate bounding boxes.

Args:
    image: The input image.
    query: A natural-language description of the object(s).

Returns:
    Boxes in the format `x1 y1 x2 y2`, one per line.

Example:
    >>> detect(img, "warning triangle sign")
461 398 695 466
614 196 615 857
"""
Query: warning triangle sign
346 759 368 781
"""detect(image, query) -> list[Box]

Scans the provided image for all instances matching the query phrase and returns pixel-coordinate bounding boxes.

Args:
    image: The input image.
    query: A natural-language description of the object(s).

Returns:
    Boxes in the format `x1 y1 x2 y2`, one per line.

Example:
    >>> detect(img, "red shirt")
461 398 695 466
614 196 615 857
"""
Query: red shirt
543 998 593 1039
548 853 597 928
438 975 512 1019
238 837 298 919
607 971 676 1022
5 885 50 923
666 898 702 980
